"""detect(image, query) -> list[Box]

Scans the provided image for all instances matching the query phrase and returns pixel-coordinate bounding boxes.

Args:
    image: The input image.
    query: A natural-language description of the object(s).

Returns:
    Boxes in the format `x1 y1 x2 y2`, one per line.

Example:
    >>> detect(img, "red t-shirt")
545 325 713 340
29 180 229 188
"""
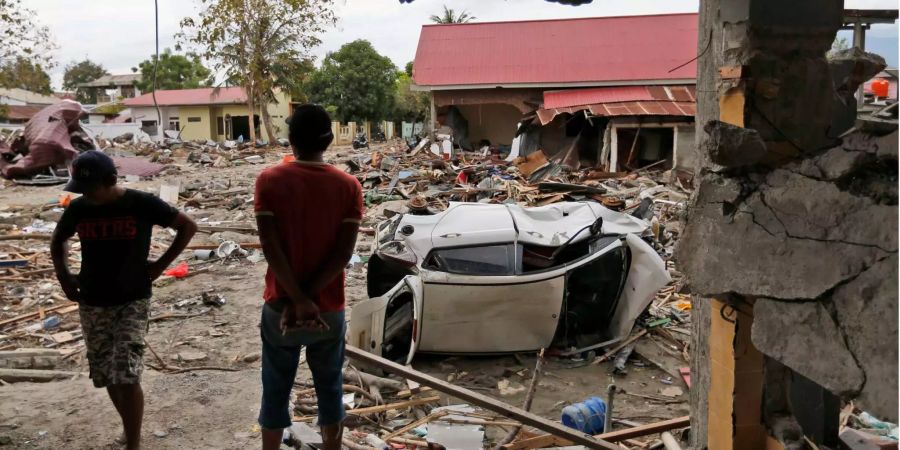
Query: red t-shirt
254 160 364 312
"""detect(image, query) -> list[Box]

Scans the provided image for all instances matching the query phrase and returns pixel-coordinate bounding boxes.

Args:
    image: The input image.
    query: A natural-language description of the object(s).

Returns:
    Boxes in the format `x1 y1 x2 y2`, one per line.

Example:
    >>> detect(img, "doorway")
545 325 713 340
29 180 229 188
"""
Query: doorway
616 127 674 171
229 115 260 141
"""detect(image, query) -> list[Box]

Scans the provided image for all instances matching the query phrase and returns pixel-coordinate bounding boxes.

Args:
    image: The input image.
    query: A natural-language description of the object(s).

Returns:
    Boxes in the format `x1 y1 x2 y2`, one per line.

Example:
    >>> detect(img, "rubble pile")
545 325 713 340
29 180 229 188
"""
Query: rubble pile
0 133 701 448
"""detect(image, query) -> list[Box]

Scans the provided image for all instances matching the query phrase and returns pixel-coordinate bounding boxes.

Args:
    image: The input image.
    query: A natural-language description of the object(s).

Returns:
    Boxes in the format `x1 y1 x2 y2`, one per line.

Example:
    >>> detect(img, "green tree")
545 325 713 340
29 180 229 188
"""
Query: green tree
307 40 398 122
429 5 475 24
405 61 414 77
63 59 109 103
0 57 52 94
179 0 336 143
394 67 429 122
0 0 56 70
132 49 212 92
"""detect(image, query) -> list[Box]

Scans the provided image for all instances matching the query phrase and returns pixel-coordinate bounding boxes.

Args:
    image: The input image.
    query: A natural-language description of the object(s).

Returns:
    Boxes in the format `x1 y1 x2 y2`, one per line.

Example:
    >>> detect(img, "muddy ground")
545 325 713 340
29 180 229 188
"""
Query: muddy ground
0 144 689 449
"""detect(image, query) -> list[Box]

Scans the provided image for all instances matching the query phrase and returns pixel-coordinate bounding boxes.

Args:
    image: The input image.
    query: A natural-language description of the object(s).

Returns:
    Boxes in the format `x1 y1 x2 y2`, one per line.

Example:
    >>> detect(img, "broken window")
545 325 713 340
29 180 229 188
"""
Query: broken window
187 117 201 123
382 291 414 364
168 116 180 131
140 120 158 136
424 244 516 276
555 237 629 348
616 127 674 170
216 117 225 135
521 240 592 273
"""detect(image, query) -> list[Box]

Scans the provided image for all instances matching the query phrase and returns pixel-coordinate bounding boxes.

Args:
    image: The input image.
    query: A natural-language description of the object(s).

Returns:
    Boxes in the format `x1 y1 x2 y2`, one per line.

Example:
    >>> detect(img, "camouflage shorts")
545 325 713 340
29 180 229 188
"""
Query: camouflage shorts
79 298 150 388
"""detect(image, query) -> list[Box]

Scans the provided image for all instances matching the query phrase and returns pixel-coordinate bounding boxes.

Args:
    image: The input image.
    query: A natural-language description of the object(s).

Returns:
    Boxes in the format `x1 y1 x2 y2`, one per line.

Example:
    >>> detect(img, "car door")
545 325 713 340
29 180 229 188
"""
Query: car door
416 239 628 354
348 276 422 365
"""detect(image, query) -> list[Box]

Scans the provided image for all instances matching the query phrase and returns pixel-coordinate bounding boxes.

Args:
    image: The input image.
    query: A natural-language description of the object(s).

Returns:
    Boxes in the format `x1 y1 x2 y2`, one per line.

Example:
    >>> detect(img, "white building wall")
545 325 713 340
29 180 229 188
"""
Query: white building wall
0 96 26 106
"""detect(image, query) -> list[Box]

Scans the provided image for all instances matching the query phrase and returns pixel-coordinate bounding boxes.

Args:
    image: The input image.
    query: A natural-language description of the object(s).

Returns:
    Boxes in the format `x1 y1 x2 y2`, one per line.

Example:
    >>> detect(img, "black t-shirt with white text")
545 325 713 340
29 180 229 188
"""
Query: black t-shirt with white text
56 189 178 307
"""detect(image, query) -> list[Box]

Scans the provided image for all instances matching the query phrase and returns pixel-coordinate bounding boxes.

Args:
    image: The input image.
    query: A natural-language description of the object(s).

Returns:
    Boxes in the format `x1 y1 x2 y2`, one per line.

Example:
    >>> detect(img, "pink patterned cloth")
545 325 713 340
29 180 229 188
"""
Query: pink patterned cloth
0 101 84 179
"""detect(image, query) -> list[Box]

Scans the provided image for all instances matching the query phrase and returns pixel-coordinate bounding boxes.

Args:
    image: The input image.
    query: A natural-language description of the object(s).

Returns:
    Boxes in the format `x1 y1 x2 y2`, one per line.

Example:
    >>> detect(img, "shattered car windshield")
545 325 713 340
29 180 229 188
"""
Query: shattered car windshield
424 244 515 275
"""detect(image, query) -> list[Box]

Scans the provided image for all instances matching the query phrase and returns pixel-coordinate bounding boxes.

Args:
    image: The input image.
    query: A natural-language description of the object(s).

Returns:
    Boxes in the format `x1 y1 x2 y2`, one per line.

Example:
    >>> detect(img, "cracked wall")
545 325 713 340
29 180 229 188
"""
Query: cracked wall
680 0 897 448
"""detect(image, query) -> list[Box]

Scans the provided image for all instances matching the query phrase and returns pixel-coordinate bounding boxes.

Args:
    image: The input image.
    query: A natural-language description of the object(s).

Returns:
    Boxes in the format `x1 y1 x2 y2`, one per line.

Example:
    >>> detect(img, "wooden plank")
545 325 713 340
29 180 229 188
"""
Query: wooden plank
382 410 448 441
293 395 440 422
345 345 617 450
0 234 53 241
503 416 690 450
594 329 649 363
0 303 75 328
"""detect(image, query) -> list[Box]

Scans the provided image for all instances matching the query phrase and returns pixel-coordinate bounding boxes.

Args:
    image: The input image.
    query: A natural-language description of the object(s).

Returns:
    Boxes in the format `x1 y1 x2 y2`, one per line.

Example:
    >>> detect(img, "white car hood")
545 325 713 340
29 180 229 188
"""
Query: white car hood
394 202 651 262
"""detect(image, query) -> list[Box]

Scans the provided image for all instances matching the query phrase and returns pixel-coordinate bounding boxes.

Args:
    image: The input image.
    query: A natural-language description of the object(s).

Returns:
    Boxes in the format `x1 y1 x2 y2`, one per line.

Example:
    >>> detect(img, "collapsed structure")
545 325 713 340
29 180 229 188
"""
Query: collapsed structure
677 2 898 449
411 14 700 178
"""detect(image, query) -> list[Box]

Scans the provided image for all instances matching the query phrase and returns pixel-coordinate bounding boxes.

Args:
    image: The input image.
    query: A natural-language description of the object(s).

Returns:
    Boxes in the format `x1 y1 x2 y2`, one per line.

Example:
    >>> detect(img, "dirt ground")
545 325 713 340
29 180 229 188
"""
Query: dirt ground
0 144 689 449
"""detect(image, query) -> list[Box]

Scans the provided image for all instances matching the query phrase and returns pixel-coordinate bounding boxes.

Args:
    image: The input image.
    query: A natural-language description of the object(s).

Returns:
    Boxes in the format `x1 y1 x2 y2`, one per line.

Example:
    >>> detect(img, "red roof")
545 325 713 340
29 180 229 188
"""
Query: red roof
4 105 46 121
537 85 697 124
122 87 246 107
413 13 698 88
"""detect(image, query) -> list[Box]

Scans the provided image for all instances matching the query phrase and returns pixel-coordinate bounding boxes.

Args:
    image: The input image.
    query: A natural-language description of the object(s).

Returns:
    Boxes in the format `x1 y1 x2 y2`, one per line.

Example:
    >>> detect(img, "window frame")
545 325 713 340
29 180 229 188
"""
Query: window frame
422 243 517 276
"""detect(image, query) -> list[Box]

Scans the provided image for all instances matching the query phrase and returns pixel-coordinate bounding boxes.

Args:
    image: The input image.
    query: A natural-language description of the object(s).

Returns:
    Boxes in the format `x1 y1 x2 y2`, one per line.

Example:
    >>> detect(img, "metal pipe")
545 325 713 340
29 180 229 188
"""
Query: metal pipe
660 432 684 450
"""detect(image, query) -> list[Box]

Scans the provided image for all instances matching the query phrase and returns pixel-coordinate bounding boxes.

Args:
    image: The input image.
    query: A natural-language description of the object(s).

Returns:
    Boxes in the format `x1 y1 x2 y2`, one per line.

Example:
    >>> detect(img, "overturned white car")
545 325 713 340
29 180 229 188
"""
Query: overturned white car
349 202 670 364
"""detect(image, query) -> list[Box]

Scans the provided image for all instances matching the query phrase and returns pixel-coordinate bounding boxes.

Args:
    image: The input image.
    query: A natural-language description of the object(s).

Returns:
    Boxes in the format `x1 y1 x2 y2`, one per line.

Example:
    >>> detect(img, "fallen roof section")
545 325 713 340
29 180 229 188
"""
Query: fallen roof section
537 86 697 125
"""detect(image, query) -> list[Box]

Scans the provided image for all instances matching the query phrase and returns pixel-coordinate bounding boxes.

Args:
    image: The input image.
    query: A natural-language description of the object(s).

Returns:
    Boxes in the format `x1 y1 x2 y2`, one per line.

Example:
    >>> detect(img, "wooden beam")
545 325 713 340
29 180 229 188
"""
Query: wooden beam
502 416 690 450
293 396 440 422
0 303 75 328
345 345 618 450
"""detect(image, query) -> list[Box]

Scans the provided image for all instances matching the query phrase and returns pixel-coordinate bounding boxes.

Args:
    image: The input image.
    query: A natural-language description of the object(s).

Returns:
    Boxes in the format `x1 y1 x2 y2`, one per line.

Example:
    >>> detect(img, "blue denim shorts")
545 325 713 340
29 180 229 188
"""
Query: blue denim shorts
258 301 346 429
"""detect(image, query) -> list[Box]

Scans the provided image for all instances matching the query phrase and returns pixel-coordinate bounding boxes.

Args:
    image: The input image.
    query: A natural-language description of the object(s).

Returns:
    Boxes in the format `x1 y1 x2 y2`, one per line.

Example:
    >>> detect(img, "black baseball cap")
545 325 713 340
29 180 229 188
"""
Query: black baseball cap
65 150 117 193
286 104 334 151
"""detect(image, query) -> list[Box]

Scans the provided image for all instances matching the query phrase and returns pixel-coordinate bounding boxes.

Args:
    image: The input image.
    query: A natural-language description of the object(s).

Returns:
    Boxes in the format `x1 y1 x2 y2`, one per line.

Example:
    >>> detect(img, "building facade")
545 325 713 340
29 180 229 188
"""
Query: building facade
122 87 291 142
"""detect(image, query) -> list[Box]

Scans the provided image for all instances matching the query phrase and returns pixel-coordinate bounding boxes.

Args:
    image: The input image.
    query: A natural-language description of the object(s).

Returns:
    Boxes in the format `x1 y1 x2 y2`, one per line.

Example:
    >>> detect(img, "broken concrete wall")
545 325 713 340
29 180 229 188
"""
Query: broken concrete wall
680 0 897 447
673 125 697 173
454 103 522 146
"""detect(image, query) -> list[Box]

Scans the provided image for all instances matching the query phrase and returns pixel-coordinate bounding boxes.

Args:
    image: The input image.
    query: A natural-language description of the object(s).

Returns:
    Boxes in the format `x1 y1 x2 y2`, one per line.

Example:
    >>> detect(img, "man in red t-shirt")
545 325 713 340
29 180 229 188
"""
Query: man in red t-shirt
254 104 363 450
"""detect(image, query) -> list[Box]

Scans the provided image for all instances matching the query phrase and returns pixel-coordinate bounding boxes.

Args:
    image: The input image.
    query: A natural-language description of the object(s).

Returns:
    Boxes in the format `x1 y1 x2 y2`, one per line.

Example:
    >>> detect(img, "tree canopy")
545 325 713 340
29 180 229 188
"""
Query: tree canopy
0 57 52 94
394 63 429 122
63 59 109 103
307 40 398 122
0 0 56 70
430 5 475 24
179 0 336 142
132 49 212 92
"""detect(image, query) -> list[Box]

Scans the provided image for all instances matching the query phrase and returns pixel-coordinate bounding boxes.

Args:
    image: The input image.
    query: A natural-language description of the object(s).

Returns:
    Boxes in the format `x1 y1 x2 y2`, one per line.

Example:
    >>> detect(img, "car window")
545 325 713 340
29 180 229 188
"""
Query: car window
424 244 515 276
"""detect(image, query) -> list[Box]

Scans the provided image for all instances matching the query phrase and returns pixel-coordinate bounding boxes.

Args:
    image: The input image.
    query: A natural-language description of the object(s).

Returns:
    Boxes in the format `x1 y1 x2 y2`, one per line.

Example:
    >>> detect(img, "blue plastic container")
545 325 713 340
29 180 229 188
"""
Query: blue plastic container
561 396 607 435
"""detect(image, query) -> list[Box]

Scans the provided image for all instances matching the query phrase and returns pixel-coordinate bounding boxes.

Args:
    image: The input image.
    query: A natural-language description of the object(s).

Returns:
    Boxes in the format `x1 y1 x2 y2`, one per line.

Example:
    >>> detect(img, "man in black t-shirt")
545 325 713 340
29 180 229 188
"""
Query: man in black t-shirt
51 151 197 450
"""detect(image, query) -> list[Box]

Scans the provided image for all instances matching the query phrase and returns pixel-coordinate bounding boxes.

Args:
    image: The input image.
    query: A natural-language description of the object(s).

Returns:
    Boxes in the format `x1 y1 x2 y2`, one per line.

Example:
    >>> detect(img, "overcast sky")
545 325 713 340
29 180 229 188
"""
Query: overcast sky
27 0 900 90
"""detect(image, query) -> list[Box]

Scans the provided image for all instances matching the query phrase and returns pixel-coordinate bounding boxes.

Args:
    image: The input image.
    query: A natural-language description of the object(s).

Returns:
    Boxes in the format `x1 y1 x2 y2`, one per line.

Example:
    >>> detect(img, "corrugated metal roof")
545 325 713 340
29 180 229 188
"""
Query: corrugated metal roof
538 85 696 124
122 87 246 107
413 13 698 88
4 105 45 120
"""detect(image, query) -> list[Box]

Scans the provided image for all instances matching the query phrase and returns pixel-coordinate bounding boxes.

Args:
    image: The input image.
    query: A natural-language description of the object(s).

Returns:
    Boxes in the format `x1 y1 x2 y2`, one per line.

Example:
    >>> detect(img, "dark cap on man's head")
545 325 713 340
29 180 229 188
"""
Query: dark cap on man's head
286 104 334 152
64 150 117 193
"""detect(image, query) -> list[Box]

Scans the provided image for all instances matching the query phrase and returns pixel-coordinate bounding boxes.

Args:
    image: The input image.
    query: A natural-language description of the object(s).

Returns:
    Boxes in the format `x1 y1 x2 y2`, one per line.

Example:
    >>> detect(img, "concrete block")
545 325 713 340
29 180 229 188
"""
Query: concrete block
705 120 767 167
832 254 899 421
751 298 864 397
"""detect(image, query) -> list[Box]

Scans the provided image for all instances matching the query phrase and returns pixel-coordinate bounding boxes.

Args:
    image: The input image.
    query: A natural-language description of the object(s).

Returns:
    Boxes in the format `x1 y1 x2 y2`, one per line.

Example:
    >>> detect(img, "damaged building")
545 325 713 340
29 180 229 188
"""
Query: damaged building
677 2 898 449
411 13 700 176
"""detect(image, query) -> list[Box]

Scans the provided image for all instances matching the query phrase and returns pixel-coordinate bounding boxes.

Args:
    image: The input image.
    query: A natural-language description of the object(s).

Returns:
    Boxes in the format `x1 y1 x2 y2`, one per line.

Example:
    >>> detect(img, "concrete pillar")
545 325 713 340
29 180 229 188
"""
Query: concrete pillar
853 21 866 108
680 1 872 449
429 92 436 136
